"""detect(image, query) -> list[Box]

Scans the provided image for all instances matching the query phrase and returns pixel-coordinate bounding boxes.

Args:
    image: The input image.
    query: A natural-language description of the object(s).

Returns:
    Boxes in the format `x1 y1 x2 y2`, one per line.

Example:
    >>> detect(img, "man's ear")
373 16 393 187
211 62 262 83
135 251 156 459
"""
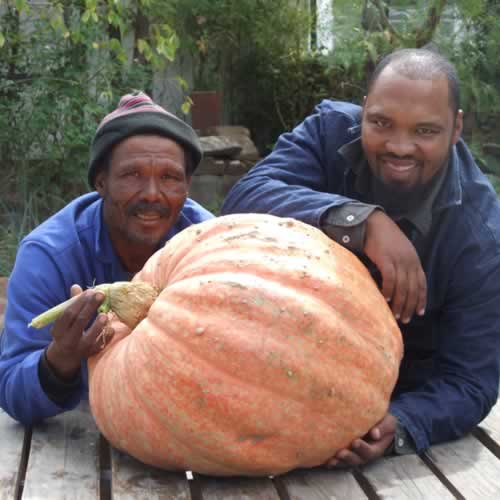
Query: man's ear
452 109 464 145
94 168 107 195
361 96 367 120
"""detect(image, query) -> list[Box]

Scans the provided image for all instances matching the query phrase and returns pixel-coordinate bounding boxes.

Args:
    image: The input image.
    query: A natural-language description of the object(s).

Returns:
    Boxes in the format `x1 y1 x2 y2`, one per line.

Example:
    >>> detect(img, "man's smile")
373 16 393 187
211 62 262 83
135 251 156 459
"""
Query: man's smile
379 156 420 181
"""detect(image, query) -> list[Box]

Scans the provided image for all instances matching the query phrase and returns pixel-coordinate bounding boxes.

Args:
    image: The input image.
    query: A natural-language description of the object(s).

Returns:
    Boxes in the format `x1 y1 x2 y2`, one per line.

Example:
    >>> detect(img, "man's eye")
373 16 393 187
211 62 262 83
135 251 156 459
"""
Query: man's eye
373 119 389 128
416 127 437 136
161 174 182 181
124 171 140 178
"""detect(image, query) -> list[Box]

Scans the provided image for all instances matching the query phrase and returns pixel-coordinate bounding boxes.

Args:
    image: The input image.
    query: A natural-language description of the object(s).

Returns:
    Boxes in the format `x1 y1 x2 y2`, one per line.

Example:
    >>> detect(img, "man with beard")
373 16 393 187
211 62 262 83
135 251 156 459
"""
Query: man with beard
0 92 213 424
221 48 500 464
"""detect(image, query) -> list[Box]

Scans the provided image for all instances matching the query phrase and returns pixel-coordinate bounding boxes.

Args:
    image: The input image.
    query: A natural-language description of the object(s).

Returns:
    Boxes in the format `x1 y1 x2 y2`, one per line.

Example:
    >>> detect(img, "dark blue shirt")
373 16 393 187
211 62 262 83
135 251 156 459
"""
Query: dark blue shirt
0 192 213 424
222 100 500 452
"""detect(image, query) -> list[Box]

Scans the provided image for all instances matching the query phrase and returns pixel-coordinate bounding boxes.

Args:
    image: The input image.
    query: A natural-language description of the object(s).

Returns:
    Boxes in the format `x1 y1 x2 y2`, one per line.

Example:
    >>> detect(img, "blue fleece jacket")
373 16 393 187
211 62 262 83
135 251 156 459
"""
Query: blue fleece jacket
0 192 213 425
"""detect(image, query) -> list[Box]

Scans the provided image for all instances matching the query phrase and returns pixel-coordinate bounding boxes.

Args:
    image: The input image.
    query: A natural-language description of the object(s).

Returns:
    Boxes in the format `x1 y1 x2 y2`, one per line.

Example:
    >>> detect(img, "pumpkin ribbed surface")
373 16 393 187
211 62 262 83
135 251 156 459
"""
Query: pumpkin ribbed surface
88 213 402 476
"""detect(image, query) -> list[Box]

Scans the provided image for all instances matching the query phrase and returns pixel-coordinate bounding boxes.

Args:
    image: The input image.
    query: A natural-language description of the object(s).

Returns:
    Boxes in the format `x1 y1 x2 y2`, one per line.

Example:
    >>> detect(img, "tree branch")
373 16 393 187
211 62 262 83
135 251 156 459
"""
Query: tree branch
368 0 400 40
415 0 448 47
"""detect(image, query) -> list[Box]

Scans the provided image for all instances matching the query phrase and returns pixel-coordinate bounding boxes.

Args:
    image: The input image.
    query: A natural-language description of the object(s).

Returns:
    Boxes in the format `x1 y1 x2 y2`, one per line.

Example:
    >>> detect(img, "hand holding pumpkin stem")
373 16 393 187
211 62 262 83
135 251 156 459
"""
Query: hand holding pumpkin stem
29 281 159 330
45 288 111 380
34 282 158 381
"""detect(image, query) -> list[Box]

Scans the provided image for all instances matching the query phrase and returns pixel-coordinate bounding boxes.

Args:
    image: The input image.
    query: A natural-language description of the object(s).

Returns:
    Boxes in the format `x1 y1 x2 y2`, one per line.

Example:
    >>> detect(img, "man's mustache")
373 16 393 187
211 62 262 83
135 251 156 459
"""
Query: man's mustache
127 201 169 217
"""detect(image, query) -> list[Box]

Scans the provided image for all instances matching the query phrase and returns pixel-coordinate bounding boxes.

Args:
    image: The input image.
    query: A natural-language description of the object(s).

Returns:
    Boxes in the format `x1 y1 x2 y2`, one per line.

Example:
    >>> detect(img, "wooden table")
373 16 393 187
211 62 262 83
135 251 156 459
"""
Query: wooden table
1 402 500 500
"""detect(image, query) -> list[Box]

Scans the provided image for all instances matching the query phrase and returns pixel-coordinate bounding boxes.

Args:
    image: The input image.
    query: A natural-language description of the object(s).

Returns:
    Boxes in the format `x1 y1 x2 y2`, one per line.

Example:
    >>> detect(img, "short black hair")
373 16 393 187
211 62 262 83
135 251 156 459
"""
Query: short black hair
367 47 460 115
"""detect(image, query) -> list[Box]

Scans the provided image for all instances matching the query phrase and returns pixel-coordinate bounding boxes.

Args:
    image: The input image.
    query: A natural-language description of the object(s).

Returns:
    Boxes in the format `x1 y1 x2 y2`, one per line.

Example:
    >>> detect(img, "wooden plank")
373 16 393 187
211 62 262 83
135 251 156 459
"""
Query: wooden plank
478 402 500 445
111 448 191 500
425 433 500 499
0 408 26 500
22 401 100 500
278 467 368 500
362 454 454 499
195 475 280 500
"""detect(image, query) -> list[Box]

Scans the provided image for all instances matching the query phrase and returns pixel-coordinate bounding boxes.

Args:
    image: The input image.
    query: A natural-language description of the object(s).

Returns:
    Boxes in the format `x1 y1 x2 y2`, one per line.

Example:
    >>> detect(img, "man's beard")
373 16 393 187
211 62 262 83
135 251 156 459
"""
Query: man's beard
371 176 428 215
371 153 451 216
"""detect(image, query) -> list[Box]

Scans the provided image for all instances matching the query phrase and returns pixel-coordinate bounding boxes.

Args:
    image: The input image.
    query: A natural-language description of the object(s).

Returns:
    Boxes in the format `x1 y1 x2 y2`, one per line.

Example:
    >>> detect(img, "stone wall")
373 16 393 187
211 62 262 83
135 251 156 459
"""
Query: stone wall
189 126 260 213
189 157 255 212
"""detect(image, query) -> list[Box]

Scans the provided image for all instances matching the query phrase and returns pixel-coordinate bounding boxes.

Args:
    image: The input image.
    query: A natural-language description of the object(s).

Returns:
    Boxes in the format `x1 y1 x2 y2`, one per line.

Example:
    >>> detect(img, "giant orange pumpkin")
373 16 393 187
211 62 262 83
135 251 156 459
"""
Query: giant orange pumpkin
88 213 403 476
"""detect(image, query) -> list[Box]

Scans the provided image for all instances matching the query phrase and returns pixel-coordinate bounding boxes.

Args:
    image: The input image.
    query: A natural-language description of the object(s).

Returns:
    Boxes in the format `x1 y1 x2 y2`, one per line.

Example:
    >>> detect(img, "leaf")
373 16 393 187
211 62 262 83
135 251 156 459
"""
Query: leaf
181 101 192 115
109 38 122 52
363 40 378 63
137 38 149 54
0 33 4 48
14 0 28 13
175 76 189 91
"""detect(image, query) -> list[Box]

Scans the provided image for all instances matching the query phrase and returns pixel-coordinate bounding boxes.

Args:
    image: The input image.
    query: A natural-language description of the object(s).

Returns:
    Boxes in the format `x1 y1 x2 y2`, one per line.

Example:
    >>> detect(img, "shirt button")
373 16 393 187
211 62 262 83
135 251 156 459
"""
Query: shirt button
346 214 355 222
397 438 405 447
342 235 351 244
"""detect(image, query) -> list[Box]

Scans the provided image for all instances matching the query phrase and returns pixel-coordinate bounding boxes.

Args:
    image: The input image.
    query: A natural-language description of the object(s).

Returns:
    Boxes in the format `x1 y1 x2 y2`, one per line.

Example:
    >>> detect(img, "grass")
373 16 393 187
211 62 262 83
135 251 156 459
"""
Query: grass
0 167 86 276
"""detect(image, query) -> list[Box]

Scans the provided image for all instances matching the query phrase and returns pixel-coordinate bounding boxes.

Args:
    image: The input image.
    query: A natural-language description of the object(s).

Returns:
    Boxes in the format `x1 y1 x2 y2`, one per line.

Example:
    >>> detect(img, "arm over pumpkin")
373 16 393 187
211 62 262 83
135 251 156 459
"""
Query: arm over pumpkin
0 243 85 425
221 102 362 227
390 242 500 452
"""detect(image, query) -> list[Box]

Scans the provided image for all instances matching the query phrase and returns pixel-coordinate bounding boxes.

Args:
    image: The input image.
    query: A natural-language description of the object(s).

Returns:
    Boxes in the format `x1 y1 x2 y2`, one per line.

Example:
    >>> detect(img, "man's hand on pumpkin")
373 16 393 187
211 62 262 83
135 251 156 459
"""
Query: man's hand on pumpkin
325 413 397 467
364 210 427 324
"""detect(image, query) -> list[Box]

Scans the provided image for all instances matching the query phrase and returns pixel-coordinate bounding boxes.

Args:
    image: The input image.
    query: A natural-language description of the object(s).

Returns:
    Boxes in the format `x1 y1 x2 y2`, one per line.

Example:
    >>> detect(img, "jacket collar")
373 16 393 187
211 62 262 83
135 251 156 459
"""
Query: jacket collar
93 199 134 280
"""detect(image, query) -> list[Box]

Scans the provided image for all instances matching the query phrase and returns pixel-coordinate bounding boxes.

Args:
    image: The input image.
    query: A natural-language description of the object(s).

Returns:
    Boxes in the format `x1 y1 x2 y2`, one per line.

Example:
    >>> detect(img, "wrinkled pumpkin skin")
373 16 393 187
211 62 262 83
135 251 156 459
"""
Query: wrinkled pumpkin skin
88 214 403 477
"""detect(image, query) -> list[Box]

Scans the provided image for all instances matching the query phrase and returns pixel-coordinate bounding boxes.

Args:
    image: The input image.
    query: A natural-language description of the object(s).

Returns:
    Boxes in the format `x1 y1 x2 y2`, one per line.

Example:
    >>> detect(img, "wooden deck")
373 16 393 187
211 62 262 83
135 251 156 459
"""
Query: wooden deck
1 402 500 500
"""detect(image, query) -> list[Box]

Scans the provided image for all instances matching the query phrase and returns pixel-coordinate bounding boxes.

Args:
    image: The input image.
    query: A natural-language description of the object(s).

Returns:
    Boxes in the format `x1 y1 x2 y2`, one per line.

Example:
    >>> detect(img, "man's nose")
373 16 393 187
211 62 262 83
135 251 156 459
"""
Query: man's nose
141 176 162 200
385 132 416 157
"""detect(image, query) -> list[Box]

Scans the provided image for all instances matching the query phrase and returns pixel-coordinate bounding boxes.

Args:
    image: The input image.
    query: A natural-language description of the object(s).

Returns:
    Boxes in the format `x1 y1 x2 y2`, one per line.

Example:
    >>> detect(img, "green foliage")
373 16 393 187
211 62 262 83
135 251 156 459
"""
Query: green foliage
0 0 182 275
164 0 317 152
229 49 362 153
168 0 311 92
1 0 500 276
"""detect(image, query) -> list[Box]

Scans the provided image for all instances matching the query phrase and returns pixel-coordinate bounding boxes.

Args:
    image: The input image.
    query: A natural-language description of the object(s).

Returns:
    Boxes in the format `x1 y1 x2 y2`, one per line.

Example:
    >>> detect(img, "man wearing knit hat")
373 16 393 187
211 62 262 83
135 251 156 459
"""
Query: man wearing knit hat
0 92 213 425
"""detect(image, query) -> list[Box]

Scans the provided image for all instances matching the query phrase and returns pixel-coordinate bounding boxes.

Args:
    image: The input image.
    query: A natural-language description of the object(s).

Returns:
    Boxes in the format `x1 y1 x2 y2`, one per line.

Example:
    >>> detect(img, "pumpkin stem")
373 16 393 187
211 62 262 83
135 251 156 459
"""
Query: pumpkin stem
28 293 84 329
28 282 159 330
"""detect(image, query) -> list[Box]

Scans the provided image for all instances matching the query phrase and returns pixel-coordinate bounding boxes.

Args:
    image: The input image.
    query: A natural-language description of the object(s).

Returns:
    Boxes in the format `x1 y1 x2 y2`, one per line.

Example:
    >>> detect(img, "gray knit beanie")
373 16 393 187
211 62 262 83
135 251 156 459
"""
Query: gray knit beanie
88 91 202 188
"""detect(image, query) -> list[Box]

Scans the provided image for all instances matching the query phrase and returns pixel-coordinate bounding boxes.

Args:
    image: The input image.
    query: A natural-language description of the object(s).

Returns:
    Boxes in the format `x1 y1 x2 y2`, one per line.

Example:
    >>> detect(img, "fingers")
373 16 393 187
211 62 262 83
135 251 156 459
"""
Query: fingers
389 264 427 324
70 284 83 297
324 443 368 468
364 212 428 323
416 268 427 316
85 314 111 355
325 433 395 468
389 267 407 322
370 414 397 440
379 260 396 304
67 291 105 333
51 290 106 350
377 249 426 324
335 448 365 467
400 267 419 323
